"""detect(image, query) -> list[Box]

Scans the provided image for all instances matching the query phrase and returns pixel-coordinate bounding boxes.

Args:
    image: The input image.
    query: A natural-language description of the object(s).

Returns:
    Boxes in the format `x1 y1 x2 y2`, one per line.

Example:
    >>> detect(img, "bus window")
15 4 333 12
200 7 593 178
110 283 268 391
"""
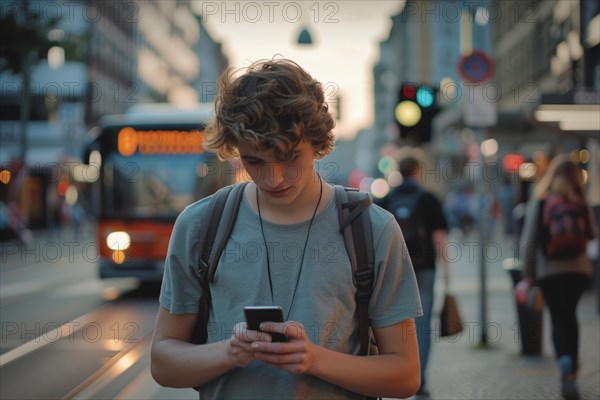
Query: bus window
102 152 222 219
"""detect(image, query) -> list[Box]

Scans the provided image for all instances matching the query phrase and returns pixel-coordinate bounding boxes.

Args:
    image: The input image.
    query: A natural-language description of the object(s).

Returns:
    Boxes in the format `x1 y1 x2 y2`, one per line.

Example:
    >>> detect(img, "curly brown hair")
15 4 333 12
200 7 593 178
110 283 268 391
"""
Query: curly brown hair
204 58 336 161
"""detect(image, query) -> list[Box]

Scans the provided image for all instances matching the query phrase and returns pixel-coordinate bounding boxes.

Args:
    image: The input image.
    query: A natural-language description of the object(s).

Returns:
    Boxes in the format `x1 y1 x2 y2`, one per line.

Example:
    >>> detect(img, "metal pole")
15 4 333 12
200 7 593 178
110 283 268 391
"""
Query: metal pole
18 0 32 165
19 51 31 164
476 127 488 346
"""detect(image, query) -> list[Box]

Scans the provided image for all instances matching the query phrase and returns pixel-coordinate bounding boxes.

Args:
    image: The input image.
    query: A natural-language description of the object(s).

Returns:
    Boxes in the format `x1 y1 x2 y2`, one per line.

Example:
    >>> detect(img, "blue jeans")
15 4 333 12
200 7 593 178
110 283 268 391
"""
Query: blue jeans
415 269 436 391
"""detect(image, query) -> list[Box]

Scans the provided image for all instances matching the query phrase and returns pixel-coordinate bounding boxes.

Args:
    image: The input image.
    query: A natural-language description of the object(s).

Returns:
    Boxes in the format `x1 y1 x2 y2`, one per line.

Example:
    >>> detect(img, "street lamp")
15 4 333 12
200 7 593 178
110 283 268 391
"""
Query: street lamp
297 27 313 45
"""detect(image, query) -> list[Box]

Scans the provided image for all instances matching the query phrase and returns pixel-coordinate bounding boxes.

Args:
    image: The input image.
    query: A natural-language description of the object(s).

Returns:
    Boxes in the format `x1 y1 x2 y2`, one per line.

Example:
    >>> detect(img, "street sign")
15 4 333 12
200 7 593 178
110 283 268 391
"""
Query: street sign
458 51 495 83
458 51 497 127
462 87 497 127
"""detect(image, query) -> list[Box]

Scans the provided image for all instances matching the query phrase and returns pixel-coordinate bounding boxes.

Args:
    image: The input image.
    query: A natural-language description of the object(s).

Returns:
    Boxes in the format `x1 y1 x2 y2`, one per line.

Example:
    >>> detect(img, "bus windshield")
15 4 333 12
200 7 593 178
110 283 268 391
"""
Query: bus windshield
101 152 221 219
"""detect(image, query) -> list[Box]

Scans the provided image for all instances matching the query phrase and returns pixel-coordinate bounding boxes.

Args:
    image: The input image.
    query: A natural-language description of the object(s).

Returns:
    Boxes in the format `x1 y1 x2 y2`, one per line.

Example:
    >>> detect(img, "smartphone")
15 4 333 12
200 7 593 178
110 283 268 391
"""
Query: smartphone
244 306 288 342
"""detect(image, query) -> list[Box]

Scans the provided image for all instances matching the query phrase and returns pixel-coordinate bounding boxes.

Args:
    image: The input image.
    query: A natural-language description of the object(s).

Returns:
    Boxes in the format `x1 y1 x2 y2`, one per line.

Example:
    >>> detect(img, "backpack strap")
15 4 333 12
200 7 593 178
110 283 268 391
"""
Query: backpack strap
334 185 374 356
192 182 248 344
205 182 248 283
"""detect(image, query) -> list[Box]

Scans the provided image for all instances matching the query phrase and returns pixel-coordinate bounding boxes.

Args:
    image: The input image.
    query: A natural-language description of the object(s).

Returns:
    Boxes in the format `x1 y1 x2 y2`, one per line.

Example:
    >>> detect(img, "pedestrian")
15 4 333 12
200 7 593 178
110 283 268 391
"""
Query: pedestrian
376 151 451 399
519 154 597 400
49 196 64 240
150 58 422 399
443 184 475 238
70 200 85 239
499 175 515 235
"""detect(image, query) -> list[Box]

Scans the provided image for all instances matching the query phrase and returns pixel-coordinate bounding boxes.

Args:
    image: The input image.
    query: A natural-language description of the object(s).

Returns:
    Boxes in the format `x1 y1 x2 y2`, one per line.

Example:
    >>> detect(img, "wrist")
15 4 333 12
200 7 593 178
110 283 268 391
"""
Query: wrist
307 343 339 380
306 343 325 378
220 339 236 370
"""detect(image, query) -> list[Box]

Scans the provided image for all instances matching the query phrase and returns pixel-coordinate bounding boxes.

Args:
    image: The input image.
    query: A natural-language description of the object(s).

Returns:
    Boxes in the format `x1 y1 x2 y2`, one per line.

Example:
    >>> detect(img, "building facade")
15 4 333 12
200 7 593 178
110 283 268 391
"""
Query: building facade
0 0 228 230
372 0 598 205
492 0 599 204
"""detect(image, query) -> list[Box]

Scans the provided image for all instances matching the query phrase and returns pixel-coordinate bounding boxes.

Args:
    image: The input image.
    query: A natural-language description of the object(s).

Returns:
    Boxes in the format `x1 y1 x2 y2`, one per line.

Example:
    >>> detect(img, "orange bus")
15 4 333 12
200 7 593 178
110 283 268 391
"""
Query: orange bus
86 103 233 282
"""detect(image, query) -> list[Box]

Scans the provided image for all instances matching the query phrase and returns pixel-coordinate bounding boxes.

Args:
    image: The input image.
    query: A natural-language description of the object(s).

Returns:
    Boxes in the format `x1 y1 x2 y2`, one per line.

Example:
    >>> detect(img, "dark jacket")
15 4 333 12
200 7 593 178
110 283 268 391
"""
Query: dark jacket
378 178 448 271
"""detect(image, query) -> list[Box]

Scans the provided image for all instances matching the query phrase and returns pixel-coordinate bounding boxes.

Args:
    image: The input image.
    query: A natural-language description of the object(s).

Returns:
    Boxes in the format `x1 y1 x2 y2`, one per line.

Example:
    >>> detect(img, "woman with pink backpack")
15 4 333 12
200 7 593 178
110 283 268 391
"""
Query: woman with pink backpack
519 154 597 400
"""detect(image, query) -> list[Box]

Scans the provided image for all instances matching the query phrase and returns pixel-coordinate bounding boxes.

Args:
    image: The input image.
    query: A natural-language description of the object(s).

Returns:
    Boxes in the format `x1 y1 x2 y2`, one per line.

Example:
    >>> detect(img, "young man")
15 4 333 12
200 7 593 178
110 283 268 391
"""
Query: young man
377 151 450 399
151 58 422 399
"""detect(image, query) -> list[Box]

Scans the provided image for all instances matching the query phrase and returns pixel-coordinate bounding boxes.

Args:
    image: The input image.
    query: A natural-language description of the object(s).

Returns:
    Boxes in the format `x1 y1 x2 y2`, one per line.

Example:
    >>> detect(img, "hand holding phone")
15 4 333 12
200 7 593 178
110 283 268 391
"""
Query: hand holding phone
244 306 288 342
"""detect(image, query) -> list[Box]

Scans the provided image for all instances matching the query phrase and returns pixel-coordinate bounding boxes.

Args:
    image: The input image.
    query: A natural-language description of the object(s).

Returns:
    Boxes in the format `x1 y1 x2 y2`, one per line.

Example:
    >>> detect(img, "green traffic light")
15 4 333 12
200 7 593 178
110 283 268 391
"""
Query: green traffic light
416 87 434 108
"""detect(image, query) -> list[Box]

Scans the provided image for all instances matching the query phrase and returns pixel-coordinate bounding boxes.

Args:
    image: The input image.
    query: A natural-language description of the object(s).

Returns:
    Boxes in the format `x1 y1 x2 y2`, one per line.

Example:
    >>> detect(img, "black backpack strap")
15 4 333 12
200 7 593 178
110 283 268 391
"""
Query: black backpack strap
334 185 374 356
206 182 248 283
192 182 248 345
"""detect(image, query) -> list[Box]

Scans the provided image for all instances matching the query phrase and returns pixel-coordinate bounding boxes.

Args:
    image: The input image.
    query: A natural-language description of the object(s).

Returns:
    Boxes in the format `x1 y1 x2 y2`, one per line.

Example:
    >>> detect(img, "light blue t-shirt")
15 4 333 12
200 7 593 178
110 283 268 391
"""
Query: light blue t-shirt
160 189 422 399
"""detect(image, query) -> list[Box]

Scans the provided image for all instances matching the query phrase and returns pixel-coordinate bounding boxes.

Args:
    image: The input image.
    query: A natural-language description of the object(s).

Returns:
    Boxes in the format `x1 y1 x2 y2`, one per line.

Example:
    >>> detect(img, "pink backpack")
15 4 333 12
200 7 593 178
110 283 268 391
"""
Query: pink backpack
541 194 588 259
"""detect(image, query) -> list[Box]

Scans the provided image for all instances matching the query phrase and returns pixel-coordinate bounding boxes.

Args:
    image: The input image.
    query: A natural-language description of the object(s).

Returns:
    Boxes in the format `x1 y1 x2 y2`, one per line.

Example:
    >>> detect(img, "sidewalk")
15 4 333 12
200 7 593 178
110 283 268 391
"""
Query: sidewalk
416 231 600 400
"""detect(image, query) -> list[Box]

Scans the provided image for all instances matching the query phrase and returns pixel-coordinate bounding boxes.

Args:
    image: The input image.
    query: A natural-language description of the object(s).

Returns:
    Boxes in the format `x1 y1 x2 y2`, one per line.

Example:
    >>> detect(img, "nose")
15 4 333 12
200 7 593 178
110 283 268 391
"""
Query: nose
264 163 286 189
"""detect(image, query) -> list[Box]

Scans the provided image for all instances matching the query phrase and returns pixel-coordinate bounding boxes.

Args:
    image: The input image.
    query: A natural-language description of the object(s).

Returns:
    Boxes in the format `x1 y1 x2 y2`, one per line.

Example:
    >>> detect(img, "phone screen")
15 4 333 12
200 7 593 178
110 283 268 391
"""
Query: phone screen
244 306 288 342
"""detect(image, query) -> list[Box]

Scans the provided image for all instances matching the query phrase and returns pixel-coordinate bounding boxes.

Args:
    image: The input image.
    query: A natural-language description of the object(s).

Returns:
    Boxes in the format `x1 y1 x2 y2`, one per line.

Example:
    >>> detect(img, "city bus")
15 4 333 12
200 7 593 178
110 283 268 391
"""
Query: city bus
86 103 235 282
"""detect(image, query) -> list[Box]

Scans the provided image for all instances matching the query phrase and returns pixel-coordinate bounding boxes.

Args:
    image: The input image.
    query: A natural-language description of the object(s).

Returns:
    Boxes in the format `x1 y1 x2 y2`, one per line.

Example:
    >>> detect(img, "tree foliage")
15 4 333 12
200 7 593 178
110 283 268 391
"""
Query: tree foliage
0 6 56 74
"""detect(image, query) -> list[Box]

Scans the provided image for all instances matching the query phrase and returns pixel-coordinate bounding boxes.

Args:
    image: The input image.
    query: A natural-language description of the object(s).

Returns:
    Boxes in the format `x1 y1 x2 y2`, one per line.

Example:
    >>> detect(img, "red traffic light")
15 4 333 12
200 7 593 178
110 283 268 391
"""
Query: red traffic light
503 154 526 173
402 85 416 100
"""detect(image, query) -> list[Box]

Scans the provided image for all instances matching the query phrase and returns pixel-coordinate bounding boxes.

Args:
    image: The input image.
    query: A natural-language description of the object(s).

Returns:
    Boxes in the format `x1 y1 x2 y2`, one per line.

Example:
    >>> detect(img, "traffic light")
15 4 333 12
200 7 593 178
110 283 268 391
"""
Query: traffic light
395 84 440 144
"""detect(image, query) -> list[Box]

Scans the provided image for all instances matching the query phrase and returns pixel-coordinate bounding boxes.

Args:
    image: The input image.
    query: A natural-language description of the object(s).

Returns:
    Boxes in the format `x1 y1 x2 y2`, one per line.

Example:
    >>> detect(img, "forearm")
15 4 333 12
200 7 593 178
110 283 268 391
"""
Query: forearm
308 347 420 398
151 338 235 388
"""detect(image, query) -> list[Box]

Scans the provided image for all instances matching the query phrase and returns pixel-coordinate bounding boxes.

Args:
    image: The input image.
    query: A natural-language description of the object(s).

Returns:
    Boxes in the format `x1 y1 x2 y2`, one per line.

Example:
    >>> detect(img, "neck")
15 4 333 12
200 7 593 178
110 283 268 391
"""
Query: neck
253 173 329 224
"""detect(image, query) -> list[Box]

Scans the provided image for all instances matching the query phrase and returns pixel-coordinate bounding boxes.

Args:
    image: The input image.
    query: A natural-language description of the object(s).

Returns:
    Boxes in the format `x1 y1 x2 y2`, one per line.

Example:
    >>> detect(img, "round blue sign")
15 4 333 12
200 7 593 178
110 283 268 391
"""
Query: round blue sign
458 51 495 83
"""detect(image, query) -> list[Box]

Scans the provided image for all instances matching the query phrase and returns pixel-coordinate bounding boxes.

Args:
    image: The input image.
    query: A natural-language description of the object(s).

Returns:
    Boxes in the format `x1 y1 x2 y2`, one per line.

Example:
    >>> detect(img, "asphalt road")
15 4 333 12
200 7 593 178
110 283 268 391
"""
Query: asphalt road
0 234 198 400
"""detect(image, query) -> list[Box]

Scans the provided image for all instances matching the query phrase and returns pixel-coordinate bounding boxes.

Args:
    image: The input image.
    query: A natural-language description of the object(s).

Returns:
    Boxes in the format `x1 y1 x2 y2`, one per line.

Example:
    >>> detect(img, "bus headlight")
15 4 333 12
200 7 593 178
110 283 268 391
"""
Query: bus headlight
112 250 126 264
106 231 131 251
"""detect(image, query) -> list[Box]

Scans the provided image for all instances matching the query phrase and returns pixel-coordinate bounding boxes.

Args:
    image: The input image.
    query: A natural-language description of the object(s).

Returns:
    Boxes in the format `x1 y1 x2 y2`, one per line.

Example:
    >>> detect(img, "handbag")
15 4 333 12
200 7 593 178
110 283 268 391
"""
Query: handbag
440 293 463 337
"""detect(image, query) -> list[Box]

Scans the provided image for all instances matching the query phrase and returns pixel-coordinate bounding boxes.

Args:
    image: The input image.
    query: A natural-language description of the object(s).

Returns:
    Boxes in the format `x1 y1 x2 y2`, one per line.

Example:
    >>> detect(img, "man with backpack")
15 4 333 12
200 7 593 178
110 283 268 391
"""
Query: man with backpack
377 152 450 399
150 58 422 399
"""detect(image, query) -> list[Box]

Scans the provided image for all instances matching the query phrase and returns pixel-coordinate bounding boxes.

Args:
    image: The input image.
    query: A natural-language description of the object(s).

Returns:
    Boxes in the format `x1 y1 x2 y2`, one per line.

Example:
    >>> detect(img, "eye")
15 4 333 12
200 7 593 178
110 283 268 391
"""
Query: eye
245 158 264 166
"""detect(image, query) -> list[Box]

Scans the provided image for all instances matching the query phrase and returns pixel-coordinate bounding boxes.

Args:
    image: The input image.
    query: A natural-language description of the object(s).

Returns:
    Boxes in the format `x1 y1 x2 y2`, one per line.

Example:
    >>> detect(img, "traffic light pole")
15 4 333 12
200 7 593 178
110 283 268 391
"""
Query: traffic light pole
475 127 489 346
459 5 495 347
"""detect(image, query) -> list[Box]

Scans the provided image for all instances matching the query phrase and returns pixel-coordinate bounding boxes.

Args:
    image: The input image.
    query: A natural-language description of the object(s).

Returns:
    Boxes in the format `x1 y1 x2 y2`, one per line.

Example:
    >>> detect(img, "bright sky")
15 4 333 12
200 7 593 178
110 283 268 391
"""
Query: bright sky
192 1 406 139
